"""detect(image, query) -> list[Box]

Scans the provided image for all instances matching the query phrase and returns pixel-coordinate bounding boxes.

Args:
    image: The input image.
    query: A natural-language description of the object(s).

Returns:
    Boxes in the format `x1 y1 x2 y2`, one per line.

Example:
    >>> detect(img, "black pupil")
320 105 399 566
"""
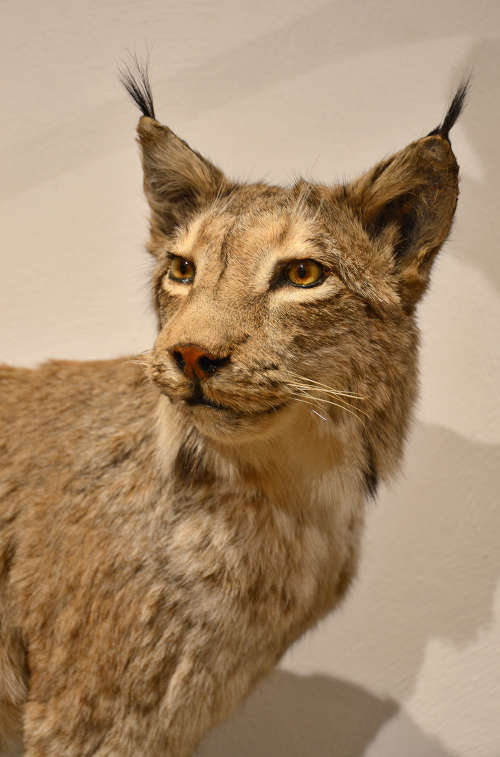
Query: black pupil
297 263 308 279
179 260 190 276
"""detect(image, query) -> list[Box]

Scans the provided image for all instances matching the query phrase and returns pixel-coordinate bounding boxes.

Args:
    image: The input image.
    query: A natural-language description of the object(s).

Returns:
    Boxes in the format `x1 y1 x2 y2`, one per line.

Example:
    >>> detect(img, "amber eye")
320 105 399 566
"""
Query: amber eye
287 259 324 287
168 256 195 284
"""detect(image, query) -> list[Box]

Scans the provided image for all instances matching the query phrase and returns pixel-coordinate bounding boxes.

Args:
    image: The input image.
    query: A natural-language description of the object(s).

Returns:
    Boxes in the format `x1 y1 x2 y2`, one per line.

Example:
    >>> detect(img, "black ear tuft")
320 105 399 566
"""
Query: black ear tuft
120 56 156 119
427 77 470 141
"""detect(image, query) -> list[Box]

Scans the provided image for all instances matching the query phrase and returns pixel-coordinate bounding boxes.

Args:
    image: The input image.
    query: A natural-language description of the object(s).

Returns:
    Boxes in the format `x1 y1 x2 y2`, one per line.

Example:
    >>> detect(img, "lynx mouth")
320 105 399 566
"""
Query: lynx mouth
184 394 287 418
185 394 224 410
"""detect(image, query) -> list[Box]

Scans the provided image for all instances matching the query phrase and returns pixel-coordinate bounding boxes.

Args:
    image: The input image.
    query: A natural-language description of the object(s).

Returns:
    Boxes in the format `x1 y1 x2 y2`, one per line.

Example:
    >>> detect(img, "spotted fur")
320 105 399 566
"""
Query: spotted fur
0 75 466 755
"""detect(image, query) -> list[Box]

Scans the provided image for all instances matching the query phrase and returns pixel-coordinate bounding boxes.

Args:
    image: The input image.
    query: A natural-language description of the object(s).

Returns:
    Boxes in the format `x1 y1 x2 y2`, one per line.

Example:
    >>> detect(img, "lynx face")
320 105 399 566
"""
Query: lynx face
125 73 465 459
148 196 396 443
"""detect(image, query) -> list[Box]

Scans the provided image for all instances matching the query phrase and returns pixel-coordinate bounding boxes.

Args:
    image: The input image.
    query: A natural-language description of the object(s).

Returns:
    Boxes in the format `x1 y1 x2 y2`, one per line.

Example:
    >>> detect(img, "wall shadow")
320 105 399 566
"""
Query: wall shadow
363 421 500 650
197 670 458 757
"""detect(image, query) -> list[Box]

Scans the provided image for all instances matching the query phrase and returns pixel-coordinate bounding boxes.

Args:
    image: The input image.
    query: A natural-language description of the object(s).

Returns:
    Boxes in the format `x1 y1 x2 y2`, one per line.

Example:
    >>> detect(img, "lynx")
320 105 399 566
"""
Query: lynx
0 67 466 756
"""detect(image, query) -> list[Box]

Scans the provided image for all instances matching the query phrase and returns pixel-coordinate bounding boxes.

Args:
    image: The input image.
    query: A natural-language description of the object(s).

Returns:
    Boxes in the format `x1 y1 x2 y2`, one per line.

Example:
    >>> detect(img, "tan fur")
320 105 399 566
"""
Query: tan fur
0 95 460 755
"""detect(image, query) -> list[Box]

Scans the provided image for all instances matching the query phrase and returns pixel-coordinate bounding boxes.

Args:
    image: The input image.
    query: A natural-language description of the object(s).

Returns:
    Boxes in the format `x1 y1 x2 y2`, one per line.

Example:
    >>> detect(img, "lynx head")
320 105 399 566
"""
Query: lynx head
122 65 465 478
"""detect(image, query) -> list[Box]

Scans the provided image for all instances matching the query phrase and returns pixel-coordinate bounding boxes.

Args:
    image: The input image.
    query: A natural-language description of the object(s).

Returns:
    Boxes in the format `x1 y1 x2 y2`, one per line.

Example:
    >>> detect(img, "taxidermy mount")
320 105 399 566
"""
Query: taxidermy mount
0 65 467 756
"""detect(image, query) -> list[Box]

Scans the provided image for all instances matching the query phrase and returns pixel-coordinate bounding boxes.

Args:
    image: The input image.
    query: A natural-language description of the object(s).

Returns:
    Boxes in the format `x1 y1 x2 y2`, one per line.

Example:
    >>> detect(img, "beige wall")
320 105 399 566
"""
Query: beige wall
2 1 500 755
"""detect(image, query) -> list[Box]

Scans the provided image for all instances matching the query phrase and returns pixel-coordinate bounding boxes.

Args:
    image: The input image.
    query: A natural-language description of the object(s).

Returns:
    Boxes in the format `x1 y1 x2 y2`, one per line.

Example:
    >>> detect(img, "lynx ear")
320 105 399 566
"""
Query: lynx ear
346 83 467 310
121 62 228 236
137 118 228 235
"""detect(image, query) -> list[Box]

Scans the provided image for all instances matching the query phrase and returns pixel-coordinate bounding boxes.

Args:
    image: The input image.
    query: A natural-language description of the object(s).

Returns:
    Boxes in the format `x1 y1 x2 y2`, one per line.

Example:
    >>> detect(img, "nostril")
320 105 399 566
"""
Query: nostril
197 355 217 376
170 344 230 380
172 350 185 373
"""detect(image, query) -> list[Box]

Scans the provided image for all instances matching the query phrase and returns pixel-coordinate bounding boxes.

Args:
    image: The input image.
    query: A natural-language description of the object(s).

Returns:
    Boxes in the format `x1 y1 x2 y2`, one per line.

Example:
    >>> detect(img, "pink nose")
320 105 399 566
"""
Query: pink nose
169 344 229 380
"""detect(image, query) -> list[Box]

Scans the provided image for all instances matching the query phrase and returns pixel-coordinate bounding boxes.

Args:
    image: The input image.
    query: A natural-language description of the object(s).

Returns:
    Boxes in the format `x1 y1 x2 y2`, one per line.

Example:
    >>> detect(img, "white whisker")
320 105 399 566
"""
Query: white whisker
286 380 364 401
311 408 329 422
285 369 365 399
288 383 369 418
291 391 363 422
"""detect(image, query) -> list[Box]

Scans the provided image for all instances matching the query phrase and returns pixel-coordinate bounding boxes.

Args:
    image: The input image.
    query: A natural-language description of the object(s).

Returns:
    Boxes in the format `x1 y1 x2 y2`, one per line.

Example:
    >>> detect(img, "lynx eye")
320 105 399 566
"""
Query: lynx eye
168 256 195 284
287 259 324 287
